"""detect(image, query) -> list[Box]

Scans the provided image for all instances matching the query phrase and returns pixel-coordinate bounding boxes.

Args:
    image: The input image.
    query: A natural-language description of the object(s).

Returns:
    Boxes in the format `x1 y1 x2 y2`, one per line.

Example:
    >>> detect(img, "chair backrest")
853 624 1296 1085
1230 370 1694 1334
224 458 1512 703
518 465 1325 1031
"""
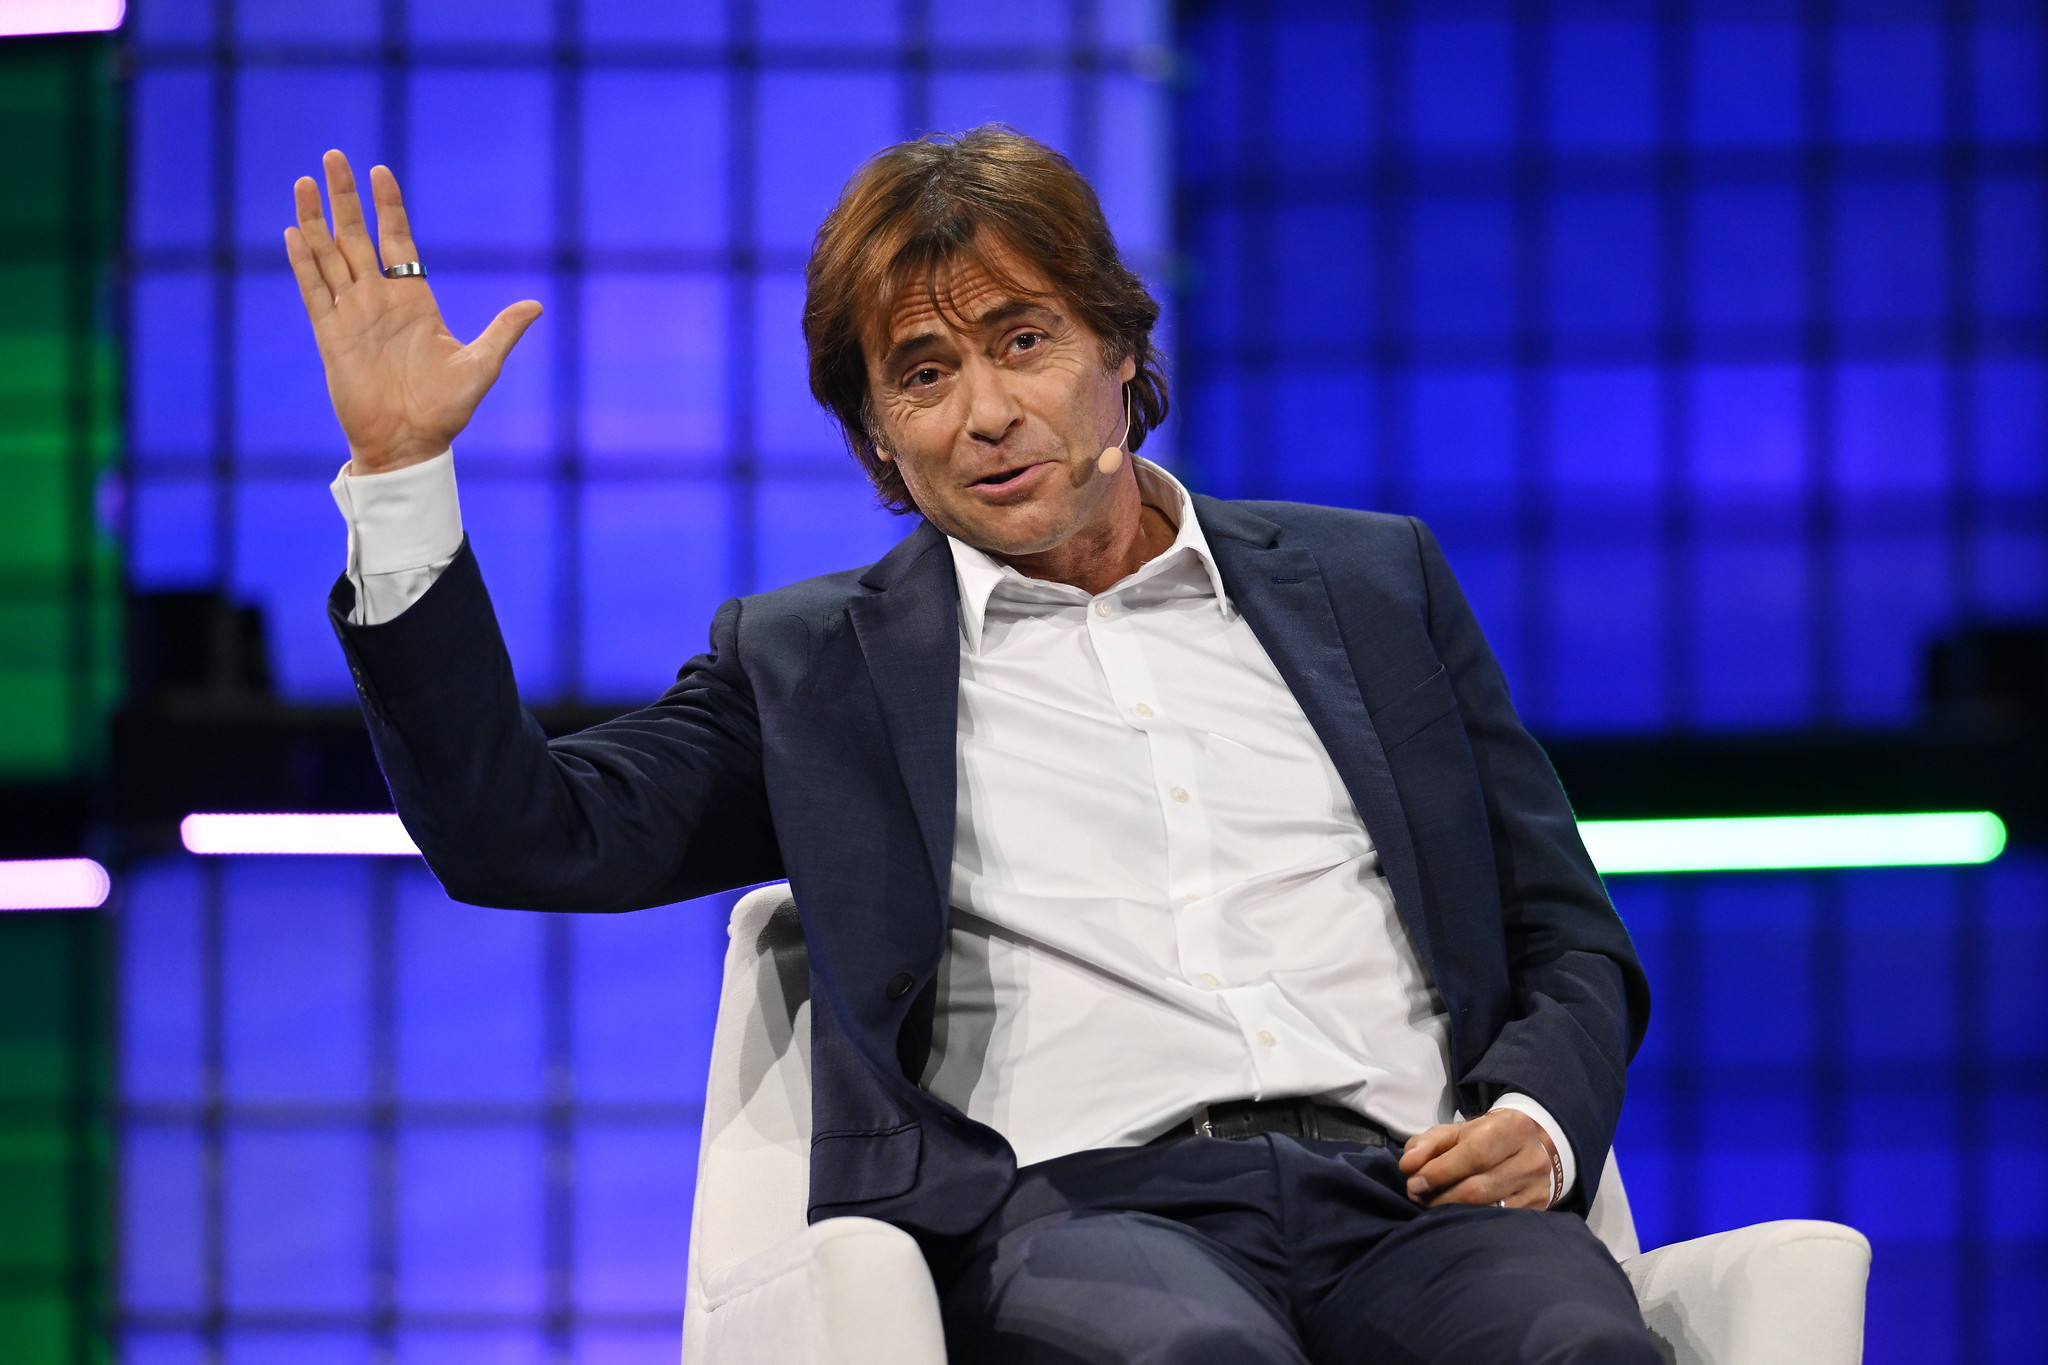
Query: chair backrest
685 881 813 1345
685 882 1643 1322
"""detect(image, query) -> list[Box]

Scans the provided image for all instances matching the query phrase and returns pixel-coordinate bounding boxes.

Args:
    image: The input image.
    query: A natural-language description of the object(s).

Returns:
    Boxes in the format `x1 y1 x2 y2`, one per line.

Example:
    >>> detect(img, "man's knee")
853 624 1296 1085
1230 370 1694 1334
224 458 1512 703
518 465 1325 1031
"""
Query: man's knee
942 1211 1304 1365
1521 1306 1665 1365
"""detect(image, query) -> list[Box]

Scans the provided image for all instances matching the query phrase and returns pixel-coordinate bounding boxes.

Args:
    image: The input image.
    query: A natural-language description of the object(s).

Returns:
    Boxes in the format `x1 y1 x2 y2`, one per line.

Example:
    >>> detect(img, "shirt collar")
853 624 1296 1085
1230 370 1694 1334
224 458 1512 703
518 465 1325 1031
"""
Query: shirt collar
945 458 1233 653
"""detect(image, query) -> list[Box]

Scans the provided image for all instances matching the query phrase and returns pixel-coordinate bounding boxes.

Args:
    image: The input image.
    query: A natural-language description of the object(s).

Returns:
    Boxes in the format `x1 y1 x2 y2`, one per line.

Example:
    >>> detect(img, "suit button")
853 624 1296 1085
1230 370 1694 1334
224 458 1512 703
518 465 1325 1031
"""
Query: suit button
886 972 915 1001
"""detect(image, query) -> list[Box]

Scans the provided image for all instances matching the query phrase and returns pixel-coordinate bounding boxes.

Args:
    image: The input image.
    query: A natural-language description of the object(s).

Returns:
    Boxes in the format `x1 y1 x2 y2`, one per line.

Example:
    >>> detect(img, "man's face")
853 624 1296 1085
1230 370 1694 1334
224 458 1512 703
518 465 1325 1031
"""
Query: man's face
865 238 1136 558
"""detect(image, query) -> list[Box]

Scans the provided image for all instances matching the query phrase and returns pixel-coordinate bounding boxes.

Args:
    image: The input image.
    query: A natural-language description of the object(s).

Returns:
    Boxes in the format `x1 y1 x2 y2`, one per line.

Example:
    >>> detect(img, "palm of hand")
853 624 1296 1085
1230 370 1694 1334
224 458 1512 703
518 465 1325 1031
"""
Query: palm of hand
286 150 541 475
318 279 487 466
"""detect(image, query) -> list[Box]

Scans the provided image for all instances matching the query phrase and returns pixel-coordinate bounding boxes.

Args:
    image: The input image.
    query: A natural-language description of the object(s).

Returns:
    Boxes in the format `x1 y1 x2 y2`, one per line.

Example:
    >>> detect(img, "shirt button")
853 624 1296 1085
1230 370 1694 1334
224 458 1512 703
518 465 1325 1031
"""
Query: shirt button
886 972 915 1001
1257 1030 1277 1047
1199 972 1220 987
1134 703 1154 718
1093 599 1112 617
1170 786 1189 803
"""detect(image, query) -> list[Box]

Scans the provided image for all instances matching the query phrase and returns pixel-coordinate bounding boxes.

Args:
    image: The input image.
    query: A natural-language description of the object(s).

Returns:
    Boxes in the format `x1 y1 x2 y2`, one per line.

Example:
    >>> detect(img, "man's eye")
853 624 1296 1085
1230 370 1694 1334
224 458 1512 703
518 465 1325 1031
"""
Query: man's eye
1013 332 1043 351
908 367 941 387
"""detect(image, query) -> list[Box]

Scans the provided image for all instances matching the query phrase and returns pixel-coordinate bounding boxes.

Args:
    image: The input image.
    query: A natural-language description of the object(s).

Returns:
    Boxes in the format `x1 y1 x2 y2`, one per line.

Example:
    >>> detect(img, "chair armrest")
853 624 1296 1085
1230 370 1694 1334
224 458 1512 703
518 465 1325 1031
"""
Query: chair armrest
691 1216 947 1365
1621 1220 1870 1365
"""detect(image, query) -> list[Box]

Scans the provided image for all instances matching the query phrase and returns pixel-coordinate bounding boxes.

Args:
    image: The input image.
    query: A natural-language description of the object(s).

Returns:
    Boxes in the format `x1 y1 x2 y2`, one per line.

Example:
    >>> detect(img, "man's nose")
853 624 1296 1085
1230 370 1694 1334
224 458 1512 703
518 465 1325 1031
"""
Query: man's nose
962 370 1023 444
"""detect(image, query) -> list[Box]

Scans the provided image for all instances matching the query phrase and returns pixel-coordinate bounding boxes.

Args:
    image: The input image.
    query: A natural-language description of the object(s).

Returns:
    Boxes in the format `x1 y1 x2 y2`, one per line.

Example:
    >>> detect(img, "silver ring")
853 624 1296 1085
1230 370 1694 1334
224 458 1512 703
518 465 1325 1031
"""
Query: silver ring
381 261 426 280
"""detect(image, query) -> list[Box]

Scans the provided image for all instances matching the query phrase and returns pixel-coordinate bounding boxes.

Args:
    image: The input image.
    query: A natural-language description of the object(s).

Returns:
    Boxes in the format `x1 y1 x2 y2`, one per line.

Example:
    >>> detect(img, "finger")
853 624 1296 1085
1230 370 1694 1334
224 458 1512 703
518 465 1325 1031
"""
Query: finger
323 149 382 280
294 174 353 293
1424 1146 1552 1209
1412 1138 1492 1199
369 164 419 270
283 226 333 319
1398 1125 1461 1175
1421 1169 1520 1208
1419 1137 1550 1208
469 300 545 372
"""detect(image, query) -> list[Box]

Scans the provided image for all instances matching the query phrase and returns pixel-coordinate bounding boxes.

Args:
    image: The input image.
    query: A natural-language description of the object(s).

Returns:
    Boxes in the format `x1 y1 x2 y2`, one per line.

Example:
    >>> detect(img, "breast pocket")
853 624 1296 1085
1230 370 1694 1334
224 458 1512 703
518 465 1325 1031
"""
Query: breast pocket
1367 665 1460 752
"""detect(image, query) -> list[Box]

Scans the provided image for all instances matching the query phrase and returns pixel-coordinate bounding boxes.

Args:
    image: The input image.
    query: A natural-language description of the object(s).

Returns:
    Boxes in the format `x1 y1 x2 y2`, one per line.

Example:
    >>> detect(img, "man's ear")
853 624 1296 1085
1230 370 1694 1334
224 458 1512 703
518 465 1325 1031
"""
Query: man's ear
1116 354 1137 385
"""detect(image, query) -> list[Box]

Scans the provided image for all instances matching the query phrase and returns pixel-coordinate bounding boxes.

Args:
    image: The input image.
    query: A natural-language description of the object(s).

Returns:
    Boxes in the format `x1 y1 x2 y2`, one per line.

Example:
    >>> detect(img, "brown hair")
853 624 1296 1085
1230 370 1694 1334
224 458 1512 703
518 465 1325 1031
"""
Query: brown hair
803 125 1170 514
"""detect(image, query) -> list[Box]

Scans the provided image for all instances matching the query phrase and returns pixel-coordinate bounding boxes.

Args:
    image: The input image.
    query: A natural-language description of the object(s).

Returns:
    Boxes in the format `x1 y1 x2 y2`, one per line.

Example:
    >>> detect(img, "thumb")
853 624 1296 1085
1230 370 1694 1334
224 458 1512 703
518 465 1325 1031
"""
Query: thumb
470 299 543 371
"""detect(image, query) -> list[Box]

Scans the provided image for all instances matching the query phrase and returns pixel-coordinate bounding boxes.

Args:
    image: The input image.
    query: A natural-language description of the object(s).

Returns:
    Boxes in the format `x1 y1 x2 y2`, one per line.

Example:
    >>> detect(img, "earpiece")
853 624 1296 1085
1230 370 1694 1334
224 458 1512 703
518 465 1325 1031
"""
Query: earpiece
1097 386 1132 476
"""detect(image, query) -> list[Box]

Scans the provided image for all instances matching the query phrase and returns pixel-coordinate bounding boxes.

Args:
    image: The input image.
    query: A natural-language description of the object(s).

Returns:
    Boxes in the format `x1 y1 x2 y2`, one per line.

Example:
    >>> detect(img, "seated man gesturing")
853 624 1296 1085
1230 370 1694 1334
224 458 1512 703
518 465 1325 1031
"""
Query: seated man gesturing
288 125 1658 1364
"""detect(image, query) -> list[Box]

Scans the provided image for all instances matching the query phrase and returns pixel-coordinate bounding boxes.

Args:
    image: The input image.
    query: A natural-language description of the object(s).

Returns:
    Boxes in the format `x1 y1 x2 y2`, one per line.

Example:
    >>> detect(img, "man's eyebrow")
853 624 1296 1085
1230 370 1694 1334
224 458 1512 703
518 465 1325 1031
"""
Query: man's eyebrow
880 331 945 375
879 298 1059 376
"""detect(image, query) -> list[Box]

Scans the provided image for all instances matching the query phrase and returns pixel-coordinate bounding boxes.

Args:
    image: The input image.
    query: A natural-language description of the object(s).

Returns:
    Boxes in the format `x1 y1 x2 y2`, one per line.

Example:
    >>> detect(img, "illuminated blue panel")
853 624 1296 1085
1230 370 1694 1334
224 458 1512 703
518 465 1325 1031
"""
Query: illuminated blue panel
1549 18 1655 147
238 0 376 44
121 1126 205 1312
930 72 1069 152
578 481 732 702
131 71 212 249
395 874 545 1102
236 274 338 457
231 479 364 700
459 479 563 700
223 859 369 1099
583 0 721 46
573 1126 698 1311
757 481 912 593
582 275 728 465
410 0 549 46
131 273 214 464
119 861 204 1102
755 72 903 253
754 274 842 471
407 72 554 250
398 1128 547 1310
235 69 383 248
225 1129 372 1310
570 900 726 1104
583 73 727 252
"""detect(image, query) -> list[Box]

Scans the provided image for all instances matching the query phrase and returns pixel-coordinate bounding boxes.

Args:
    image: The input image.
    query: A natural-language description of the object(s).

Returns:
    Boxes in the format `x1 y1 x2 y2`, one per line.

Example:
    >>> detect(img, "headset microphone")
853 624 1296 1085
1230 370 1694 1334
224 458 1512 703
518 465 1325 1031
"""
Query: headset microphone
1096 385 1132 477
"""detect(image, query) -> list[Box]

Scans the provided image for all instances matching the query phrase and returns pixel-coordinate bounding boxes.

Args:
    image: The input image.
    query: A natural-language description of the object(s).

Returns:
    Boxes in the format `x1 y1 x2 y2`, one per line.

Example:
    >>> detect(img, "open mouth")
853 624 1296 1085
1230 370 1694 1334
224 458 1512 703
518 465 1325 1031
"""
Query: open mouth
971 464 1039 489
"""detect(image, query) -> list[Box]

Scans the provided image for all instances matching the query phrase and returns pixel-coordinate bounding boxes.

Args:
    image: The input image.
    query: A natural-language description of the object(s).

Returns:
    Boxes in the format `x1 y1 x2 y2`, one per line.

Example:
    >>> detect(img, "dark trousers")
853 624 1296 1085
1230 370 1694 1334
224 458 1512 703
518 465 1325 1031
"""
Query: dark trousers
928 1134 1661 1365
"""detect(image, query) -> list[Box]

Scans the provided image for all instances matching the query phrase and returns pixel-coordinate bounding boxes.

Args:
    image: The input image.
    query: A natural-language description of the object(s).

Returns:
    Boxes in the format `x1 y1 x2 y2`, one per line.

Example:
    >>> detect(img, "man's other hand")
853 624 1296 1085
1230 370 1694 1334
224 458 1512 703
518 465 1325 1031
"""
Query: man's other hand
284 149 542 476
1399 1109 1558 1210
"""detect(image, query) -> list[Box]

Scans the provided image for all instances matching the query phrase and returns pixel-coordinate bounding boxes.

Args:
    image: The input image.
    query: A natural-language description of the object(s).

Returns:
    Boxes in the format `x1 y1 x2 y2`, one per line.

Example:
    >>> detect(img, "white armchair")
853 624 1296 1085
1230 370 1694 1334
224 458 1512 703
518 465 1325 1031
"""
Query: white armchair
682 884 1870 1365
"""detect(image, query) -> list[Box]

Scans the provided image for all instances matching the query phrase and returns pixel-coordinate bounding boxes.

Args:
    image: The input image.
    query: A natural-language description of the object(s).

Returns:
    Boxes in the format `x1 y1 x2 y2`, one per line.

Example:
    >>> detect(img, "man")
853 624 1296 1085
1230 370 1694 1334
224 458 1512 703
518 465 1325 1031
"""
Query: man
288 127 1657 1363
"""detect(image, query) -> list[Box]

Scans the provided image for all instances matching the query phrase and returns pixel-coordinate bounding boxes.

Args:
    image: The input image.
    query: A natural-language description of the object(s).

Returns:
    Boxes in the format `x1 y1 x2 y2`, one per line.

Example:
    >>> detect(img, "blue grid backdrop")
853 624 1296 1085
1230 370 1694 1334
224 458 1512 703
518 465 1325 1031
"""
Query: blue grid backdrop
1178 0 2047 733
114 1 2048 1363
1175 4 2048 1363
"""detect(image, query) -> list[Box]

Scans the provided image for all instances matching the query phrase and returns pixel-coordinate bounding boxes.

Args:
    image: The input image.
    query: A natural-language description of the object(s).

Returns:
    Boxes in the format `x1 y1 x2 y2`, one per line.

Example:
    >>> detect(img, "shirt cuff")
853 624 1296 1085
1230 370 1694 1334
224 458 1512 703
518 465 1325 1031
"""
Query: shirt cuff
1487 1092 1577 1201
330 451 463 627
330 450 463 574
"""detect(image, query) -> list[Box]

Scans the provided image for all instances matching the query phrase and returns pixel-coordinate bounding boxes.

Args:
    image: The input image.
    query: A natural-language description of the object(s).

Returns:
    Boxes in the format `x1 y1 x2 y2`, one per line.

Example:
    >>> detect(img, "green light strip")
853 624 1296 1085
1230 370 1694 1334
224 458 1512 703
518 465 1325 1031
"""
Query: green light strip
1580 812 2008 875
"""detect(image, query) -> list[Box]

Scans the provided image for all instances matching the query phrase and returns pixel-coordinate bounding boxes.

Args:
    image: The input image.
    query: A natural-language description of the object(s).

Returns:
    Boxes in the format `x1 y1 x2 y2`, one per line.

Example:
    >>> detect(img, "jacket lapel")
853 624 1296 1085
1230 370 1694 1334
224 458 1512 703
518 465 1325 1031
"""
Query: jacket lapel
847 521 962 912
1194 497 1436 970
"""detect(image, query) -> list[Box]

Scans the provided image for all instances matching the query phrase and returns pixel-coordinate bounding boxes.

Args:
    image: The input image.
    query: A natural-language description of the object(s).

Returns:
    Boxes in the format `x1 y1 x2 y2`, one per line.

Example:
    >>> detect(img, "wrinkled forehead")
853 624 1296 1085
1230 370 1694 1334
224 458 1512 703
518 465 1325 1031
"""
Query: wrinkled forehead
870 235 1060 356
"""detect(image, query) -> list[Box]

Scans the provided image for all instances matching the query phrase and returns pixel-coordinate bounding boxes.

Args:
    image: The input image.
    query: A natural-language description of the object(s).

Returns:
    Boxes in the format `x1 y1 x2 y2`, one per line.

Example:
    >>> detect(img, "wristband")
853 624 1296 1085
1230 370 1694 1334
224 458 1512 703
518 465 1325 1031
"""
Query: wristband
1543 1139 1565 1209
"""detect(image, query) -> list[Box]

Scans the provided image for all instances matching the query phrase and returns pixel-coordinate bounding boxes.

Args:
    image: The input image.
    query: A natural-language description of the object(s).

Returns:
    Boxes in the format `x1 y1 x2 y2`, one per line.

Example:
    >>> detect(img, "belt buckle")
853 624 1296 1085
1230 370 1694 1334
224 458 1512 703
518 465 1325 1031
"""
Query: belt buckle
1191 1105 1216 1139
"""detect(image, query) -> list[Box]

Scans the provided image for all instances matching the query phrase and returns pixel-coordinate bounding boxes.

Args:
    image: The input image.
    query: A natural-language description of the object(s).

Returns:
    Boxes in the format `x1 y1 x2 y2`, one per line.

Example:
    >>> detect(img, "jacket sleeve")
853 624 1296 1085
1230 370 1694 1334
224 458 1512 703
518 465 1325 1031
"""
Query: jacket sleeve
331 537 783 912
1408 517 1651 1213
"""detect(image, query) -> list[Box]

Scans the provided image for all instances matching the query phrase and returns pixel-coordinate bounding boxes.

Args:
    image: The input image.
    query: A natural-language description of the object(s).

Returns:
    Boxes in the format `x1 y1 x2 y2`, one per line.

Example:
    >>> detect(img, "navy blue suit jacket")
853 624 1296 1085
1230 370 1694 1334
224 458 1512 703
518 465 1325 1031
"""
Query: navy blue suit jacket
331 496 1649 1239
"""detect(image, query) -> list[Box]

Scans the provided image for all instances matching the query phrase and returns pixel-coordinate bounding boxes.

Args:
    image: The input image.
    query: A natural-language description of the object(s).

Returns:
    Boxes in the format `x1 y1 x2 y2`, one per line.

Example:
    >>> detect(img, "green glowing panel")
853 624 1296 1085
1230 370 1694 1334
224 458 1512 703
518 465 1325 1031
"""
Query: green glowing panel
1581 812 2008 875
0 35 122 780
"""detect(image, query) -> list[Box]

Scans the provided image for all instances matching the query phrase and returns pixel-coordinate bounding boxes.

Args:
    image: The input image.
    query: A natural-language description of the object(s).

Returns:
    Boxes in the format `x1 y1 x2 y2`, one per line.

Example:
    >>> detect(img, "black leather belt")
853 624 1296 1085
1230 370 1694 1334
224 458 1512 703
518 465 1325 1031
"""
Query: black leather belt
1150 1098 1395 1148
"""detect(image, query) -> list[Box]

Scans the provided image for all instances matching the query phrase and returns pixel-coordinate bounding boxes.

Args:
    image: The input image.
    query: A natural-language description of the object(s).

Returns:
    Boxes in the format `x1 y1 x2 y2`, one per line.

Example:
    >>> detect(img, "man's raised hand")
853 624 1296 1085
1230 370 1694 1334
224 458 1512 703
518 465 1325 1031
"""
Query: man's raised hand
284 149 542 476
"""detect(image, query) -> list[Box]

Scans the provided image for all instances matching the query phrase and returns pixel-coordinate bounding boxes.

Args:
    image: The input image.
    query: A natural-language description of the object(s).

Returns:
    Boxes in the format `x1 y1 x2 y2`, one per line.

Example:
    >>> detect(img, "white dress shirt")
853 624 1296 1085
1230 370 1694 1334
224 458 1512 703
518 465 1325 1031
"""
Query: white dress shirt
332 453 1575 1191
